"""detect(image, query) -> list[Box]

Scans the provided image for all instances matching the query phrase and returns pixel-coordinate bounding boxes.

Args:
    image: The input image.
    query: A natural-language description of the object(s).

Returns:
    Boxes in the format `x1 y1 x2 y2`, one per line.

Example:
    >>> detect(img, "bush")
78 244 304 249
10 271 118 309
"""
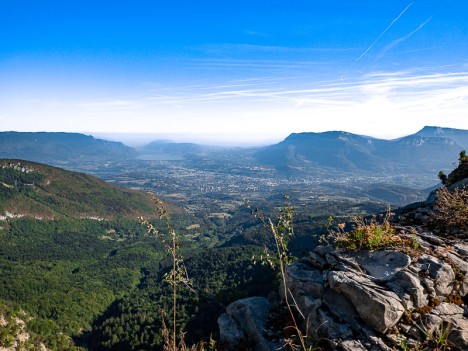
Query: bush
332 212 402 251
433 186 468 230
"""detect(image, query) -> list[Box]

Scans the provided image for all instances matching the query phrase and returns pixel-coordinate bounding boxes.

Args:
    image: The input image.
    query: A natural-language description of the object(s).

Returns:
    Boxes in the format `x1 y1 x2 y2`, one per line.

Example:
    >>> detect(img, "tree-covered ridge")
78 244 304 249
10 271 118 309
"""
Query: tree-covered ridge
0 159 171 219
0 160 394 350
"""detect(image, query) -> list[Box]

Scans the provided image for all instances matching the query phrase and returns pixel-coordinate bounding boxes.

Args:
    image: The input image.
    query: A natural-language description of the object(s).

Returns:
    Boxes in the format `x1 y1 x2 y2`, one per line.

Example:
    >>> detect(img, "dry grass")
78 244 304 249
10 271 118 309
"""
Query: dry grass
432 186 468 230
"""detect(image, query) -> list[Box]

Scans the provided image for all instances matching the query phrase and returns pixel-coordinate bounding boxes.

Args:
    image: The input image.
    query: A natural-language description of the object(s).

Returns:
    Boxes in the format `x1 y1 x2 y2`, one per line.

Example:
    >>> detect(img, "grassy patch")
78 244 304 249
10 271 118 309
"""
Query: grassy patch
332 213 403 251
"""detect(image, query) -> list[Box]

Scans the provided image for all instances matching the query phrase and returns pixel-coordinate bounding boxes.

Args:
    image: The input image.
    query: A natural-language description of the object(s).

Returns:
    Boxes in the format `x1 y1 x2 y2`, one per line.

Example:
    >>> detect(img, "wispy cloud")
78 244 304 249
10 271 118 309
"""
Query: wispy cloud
379 16 433 57
352 1 414 65
142 70 468 106
77 100 138 108
3 68 468 141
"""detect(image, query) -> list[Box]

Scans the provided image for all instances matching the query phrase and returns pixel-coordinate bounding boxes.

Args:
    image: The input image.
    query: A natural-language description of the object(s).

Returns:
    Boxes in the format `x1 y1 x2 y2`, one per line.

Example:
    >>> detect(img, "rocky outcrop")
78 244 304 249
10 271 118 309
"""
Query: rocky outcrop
0 313 47 351
219 168 467 350
290 238 467 351
220 226 468 351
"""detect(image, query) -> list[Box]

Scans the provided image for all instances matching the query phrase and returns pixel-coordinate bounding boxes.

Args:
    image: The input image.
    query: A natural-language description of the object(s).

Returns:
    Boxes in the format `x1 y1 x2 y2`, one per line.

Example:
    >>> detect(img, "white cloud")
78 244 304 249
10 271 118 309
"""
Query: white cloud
379 16 433 57
2 69 468 144
77 100 138 108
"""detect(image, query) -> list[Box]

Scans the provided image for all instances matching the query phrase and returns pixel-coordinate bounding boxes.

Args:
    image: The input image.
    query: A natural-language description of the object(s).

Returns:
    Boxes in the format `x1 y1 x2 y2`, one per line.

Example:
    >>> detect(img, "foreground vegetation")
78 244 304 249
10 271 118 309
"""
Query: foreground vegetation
0 158 407 350
0 214 280 350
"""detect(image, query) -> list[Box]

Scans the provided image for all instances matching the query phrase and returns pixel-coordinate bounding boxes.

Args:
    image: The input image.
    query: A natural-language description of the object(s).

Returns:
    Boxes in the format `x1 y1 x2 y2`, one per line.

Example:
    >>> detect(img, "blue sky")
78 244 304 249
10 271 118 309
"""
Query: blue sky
1 0 468 145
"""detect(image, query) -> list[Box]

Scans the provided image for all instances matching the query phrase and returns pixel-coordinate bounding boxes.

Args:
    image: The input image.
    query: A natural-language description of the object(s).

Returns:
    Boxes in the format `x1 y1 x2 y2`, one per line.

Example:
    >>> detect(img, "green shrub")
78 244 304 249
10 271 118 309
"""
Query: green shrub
332 213 401 251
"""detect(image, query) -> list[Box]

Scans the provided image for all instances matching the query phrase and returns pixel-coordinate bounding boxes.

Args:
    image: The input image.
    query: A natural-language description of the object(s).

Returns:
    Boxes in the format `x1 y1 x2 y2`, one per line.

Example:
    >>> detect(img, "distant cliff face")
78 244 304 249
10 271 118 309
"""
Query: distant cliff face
255 126 468 175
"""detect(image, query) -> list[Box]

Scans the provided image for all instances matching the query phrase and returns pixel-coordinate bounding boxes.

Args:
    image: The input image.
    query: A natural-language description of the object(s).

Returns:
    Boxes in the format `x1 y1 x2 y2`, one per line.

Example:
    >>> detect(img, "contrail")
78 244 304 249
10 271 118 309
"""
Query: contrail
342 1 414 81
353 1 414 64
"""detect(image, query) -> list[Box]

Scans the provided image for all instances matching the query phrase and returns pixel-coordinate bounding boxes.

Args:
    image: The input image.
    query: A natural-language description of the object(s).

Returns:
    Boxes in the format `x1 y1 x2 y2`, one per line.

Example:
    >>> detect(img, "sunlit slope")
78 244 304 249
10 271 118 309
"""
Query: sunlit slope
0 159 168 219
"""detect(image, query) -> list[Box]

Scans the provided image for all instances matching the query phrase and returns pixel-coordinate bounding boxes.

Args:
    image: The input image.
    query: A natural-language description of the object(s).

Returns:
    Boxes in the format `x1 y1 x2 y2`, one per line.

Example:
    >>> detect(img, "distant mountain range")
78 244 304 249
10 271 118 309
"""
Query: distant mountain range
1 127 467 178
0 132 137 164
137 140 219 160
255 126 468 174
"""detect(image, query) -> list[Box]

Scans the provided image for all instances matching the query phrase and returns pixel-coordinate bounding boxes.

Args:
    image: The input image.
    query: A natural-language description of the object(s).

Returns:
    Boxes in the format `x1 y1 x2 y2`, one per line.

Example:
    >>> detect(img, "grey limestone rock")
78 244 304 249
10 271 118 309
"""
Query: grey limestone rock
313 245 333 257
300 251 328 269
222 297 273 351
323 288 362 332
316 308 353 340
281 261 324 301
415 255 455 299
428 303 468 351
446 252 468 296
454 243 468 256
387 269 429 309
337 339 367 351
328 270 405 332
357 250 411 281
218 313 244 348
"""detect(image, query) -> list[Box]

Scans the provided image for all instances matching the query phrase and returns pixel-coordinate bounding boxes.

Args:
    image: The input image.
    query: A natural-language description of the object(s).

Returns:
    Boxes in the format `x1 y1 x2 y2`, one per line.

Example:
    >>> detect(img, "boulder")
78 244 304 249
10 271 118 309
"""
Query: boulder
300 252 328 269
429 303 468 351
281 261 324 302
337 339 367 351
328 270 405 332
323 288 362 332
220 297 273 351
386 269 429 309
217 313 244 348
445 252 468 296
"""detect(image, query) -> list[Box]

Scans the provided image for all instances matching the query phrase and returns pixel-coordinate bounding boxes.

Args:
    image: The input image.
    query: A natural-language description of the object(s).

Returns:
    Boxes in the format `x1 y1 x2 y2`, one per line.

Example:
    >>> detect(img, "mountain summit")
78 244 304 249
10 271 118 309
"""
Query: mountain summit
256 126 468 175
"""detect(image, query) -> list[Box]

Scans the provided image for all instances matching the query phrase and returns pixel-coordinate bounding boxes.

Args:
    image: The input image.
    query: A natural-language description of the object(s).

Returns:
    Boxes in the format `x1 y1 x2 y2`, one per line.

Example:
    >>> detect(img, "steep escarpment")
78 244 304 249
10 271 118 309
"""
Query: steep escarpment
219 158 468 351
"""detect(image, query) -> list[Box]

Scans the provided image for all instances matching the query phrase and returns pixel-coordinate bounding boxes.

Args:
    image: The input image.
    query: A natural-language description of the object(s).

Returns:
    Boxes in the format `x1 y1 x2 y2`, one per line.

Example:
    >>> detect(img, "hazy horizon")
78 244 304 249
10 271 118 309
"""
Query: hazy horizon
2 123 463 148
87 124 468 147
2 1 468 140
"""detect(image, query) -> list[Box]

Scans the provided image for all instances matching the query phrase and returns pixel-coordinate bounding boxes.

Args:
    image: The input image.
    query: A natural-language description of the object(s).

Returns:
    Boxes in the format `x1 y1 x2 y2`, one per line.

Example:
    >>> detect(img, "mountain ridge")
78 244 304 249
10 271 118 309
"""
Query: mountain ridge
256 126 468 175
0 158 172 220
2 127 468 179
0 132 137 164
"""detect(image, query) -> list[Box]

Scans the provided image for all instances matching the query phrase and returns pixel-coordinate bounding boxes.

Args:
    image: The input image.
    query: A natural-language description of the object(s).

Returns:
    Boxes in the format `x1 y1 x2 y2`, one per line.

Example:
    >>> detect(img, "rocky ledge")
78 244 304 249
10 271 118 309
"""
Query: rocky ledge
220 232 467 351
219 168 467 350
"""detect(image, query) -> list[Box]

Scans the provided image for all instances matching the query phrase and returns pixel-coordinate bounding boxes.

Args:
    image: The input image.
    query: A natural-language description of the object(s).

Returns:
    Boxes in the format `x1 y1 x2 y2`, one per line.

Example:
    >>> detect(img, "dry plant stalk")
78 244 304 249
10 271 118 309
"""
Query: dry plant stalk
251 196 321 350
141 199 193 351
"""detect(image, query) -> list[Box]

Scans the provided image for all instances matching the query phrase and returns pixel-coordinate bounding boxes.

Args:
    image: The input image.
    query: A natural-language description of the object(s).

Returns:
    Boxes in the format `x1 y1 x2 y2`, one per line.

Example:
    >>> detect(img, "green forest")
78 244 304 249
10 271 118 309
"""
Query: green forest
0 216 277 350
0 160 387 350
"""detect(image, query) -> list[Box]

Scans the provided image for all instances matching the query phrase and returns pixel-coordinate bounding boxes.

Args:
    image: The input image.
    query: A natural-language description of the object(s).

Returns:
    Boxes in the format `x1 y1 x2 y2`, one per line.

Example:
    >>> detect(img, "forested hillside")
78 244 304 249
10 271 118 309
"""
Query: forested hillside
0 159 162 219
0 160 278 350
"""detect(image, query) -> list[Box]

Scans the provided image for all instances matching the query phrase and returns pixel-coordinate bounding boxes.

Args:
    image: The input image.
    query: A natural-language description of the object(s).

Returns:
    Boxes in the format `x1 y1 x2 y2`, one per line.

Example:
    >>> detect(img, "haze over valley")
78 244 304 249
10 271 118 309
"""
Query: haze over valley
4 126 466 219
1 1 468 350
